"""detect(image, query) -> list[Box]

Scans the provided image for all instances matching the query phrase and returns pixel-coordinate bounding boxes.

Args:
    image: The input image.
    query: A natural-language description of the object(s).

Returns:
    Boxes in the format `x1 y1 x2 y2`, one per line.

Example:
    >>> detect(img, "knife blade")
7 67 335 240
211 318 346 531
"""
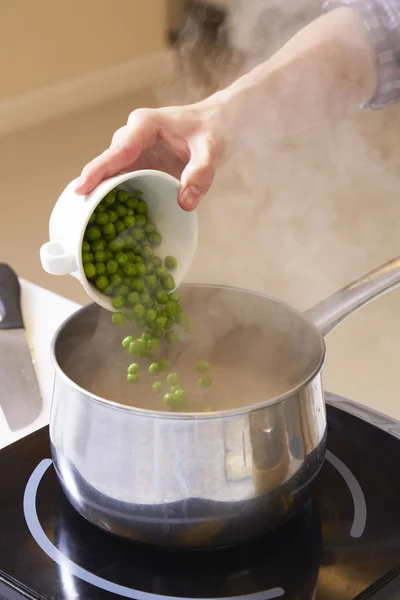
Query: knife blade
0 264 42 431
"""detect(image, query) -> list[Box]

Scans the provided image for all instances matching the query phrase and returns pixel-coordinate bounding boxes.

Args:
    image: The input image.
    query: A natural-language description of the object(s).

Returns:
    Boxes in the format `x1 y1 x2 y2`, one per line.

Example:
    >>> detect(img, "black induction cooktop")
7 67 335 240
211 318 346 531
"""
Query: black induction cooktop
1 393 400 600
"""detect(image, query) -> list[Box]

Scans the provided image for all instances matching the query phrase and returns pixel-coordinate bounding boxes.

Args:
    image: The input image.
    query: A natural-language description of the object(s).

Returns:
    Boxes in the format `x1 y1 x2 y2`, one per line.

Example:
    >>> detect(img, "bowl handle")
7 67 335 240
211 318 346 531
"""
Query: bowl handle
40 242 78 276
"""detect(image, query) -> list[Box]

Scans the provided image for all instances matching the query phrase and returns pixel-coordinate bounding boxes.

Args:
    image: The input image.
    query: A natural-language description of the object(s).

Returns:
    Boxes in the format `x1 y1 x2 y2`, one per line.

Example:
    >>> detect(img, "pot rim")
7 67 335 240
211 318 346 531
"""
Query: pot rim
50 283 326 420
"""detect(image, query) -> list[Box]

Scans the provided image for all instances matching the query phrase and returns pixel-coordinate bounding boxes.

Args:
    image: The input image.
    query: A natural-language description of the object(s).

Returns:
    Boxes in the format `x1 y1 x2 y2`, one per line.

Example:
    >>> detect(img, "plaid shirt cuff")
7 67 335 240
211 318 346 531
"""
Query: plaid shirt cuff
323 0 400 109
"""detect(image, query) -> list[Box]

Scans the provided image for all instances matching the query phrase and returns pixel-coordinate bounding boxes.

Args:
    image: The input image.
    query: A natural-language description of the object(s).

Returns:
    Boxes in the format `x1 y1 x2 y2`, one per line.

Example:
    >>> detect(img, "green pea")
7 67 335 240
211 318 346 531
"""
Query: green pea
96 203 106 213
116 252 128 267
135 215 147 228
129 339 145 356
140 292 153 307
141 245 153 260
162 275 175 291
122 336 133 349
126 251 136 263
173 388 186 403
104 285 113 295
175 312 189 327
108 210 118 223
128 362 139 374
132 278 145 293
198 375 212 388
159 358 170 372
146 275 158 289
110 273 122 287
134 253 143 262
95 275 109 290
95 262 106 276
167 372 179 386
84 263 96 279
151 256 163 268
146 308 157 323
88 213 96 224
145 262 154 274
124 263 137 276
126 196 138 210
136 263 146 276
147 337 160 351
156 290 168 305
164 256 177 270
165 317 174 329
86 226 101 241
149 362 160 375
163 393 174 406
82 252 93 265
132 228 145 242
93 250 106 263
165 331 178 344
106 259 119 274
116 205 127 218
117 189 130 203
82 241 90 253
132 304 145 319
127 291 140 305
152 382 162 393
112 295 125 309
103 189 116 206
155 315 167 329
96 212 109 226
145 223 156 234
155 266 168 278
126 373 139 384
108 238 124 253
114 285 130 298
168 292 180 303
150 327 162 338
127 208 134 217
136 200 148 214
114 221 125 235
91 239 106 252
123 216 135 230
165 301 180 317
124 236 135 250
196 360 210 374
112 311 125 325
149 232 162 246
156 305 164 317
102 222 115 237
134 189 143 196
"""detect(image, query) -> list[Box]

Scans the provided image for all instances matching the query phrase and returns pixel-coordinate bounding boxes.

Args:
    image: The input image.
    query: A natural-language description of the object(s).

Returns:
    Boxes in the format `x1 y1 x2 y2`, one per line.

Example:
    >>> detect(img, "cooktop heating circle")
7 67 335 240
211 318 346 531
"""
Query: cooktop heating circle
23 451 366 600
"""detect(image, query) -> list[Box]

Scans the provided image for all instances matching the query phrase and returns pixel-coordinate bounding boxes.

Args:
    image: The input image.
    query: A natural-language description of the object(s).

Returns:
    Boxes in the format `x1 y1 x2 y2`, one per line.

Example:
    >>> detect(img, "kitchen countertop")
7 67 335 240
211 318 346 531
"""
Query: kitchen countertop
1 280 399 450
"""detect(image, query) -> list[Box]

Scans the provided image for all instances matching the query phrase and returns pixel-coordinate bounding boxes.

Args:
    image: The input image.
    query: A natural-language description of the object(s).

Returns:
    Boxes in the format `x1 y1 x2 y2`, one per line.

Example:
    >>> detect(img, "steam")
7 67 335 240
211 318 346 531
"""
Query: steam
156 0 400 312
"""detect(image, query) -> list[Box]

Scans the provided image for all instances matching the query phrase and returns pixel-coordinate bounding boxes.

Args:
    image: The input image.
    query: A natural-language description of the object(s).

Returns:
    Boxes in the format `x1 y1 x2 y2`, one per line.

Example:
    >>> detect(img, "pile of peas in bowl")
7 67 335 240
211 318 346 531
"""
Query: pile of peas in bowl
81 186 212 410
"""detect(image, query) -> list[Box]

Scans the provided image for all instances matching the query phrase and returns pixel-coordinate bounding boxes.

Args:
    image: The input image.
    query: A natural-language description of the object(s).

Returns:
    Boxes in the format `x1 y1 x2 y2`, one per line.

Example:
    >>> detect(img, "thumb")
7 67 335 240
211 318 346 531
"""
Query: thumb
178 138 215 211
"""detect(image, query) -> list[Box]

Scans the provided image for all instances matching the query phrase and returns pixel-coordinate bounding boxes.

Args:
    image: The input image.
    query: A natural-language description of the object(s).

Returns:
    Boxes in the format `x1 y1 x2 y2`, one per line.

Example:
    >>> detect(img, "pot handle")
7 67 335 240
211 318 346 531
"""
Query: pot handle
304 256 400 337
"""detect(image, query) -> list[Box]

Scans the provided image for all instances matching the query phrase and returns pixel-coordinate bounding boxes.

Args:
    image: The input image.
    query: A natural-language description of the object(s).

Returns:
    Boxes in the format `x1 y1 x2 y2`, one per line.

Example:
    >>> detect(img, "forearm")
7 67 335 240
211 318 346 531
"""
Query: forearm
211 7 378 149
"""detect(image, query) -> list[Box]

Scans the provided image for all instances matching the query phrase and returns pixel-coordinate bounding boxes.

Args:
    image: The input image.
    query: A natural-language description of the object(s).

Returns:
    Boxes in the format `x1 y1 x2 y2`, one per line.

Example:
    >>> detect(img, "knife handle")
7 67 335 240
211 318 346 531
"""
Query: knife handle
0 264 24 330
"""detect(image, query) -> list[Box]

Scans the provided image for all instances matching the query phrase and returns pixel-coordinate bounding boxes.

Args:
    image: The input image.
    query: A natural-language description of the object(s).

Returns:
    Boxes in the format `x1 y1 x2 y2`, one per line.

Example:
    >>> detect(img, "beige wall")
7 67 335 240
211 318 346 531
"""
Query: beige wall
0 0 167 100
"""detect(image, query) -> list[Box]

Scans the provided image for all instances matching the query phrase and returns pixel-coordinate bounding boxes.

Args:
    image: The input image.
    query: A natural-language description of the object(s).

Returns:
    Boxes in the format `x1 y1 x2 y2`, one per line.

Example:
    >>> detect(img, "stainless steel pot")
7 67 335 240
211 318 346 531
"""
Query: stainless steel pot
50 256 400 549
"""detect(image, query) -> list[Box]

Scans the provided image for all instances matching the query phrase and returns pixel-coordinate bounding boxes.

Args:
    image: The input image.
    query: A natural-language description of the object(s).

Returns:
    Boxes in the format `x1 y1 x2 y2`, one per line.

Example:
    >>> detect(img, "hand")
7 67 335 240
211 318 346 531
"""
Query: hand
75 100 224 211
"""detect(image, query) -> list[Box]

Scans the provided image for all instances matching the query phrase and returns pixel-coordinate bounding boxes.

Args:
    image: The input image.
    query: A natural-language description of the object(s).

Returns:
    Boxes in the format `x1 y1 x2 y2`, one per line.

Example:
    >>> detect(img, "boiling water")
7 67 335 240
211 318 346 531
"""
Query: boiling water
58 287 323 414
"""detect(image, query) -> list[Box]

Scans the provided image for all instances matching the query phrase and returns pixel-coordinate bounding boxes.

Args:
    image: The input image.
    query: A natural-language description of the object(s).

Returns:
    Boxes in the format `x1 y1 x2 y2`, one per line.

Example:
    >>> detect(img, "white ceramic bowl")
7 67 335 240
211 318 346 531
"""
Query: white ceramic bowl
40 170 198 311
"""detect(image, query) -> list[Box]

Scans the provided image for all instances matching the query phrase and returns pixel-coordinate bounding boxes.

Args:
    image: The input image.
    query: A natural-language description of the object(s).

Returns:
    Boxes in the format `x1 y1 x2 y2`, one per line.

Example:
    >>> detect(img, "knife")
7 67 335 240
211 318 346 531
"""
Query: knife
0 264 42 431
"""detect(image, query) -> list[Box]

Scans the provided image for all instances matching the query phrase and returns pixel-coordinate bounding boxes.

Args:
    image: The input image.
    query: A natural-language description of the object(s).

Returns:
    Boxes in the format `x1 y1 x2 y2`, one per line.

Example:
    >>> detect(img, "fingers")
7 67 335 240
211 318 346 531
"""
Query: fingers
75 110 159 195
178 136 216 211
